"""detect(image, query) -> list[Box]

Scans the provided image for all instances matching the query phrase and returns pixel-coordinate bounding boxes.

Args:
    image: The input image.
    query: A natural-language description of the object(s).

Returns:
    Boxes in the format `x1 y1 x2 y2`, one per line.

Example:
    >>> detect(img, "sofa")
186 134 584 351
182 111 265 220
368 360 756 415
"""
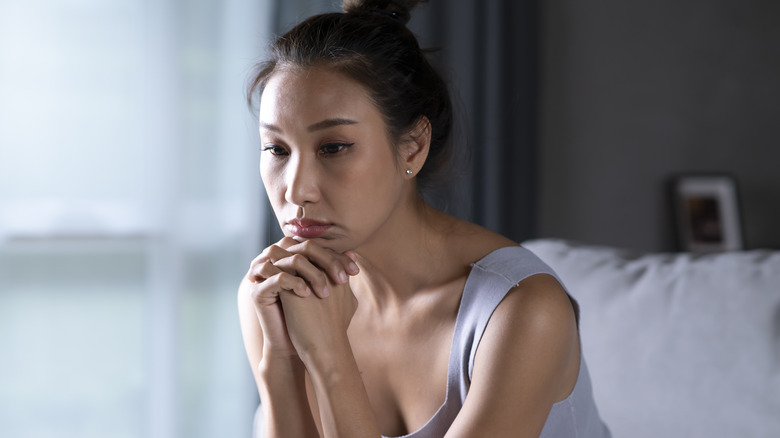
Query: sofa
522 239 780 438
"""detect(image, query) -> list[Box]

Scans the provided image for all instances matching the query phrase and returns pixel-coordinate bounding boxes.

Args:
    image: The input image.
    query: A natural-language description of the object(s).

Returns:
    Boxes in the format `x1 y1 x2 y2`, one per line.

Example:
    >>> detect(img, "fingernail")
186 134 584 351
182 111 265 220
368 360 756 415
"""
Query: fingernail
322 286 330 297
348 262 359 274
305 287 313 296
338 271 348 283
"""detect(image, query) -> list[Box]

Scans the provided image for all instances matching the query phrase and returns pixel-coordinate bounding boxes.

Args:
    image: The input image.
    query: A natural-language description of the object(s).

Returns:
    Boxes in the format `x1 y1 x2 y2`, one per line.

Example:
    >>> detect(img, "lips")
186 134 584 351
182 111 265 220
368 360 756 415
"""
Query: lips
286 218 332 238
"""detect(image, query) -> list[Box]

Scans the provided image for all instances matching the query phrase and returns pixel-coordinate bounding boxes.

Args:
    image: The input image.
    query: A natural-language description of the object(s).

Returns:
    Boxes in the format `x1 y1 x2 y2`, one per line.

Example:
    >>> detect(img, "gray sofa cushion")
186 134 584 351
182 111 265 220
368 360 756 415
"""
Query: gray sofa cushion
523 239 780 438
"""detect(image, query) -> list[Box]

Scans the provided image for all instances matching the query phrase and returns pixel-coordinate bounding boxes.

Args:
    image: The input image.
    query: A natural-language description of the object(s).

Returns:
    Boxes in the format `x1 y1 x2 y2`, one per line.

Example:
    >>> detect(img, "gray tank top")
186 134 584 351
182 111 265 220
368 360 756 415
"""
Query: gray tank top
382 246 611 438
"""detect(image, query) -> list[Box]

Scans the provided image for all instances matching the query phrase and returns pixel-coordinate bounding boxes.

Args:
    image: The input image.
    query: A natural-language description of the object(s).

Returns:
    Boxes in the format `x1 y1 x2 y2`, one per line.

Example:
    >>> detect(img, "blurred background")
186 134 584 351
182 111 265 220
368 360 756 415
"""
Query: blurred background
537 0 780 252
0 0 269 436
1 0 778 437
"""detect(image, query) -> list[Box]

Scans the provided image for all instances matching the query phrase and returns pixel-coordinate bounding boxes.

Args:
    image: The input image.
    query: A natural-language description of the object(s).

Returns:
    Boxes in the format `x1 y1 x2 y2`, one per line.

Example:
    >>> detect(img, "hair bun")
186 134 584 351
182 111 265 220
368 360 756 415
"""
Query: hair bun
342 0 426 25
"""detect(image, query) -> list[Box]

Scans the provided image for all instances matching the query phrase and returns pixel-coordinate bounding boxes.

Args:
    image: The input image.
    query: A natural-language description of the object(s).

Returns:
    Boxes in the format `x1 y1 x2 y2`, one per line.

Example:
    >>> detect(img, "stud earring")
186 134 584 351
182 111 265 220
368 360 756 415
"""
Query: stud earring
405 169 413 175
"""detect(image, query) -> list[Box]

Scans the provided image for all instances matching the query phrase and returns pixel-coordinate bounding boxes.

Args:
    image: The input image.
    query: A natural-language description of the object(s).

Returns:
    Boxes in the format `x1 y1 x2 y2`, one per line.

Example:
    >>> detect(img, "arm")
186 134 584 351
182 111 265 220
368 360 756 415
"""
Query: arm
277 275 382 438
238 276 319 437
237 238 360 438
444 274 581 438
241 239 380 437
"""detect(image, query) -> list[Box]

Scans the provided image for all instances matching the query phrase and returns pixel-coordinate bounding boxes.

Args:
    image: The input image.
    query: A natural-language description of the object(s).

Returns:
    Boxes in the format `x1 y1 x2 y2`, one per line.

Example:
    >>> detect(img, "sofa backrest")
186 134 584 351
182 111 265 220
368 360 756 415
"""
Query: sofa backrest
523 239 780 438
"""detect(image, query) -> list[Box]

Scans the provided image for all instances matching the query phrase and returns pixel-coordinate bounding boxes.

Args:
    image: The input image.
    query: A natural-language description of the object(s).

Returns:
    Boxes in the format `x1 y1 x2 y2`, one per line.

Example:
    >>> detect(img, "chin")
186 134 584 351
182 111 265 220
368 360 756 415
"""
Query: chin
290 235 350 253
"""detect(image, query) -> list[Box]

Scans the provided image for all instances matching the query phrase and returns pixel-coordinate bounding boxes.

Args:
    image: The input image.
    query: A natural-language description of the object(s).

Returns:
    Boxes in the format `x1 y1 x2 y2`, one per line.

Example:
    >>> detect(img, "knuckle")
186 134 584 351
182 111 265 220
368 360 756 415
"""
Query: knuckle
267 276 288 294
290 253 307 265
266 245 281 258
279 272 305 292
275 270 293 284
257 261 272 276
270 272 286 286
298 240 312 252
268 245 292 264
261 245 275 258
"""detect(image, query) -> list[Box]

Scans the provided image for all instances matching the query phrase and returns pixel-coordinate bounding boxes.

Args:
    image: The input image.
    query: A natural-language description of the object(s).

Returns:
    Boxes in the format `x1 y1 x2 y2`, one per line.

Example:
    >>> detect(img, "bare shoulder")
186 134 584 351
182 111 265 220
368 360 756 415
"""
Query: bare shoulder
481 273 579 366
444 216 518 262
492 274 578 346
446 274 580 436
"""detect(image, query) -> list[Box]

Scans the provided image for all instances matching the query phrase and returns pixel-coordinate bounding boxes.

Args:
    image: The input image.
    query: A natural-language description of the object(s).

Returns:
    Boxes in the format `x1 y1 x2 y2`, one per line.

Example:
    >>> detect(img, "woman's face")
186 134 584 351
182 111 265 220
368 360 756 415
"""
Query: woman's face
258 67 408 253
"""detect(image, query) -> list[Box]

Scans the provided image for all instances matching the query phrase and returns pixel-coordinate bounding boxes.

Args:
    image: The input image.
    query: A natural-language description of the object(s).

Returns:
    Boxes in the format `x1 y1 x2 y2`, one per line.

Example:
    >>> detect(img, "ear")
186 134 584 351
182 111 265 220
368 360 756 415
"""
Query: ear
401 116 431 178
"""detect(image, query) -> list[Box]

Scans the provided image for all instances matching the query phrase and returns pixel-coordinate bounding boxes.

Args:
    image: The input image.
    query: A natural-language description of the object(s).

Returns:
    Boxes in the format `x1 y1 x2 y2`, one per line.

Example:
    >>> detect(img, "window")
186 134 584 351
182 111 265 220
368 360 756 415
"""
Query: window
0 1 271 436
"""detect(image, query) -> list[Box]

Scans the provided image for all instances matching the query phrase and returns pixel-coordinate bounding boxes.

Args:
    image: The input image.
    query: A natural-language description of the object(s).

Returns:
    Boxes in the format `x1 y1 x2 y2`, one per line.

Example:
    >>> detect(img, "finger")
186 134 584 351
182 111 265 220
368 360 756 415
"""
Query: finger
255 246 332 298
246 250 272 282
247 245 294 282
249 244 281 267
250 263 311 303
286 238 359 277
284 240 360 284
249 243 335 298
248 237 298 270
344 250 360 271
276 236 301 250
258 261 313 298
272 253 331 298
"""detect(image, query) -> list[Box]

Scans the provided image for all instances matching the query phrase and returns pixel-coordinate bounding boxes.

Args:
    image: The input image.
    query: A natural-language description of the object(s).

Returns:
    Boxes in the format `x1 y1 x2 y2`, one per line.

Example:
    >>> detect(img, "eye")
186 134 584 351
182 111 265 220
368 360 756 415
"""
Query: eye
261 144 288 156
319 142 354 156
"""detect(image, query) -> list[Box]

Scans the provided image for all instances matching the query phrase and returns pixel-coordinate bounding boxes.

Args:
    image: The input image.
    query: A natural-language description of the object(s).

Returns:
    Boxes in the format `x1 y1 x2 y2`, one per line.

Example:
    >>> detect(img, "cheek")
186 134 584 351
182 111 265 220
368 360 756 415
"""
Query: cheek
259 160 270 188
336 155 401 204
260 160 284 204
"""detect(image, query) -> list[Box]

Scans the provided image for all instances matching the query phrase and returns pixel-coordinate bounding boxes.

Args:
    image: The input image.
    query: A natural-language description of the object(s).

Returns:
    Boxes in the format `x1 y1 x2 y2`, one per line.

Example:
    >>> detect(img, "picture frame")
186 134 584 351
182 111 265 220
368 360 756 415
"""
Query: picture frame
672 174 744 253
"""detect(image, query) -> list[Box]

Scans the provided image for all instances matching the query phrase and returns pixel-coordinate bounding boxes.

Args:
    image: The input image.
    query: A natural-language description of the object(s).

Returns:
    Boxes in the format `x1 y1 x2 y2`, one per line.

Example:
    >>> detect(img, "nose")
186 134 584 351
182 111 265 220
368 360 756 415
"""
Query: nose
285 155 320 206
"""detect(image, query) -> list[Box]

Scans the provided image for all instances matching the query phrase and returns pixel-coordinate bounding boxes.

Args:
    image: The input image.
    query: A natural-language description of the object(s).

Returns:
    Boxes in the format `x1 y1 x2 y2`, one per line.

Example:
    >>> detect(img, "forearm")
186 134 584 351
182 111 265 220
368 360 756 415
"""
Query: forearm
258 355 319 438
304 340 381 438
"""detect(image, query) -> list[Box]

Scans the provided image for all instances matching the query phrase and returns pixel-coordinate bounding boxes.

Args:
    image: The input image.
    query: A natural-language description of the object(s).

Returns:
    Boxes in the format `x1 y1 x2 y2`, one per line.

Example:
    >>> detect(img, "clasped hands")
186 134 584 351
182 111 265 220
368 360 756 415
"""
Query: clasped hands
245 237 361 363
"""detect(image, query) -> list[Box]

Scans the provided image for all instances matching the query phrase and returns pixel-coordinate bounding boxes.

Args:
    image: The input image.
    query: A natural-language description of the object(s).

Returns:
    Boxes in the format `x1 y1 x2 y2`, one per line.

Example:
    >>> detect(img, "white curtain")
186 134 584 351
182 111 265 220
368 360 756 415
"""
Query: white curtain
0 0 272 437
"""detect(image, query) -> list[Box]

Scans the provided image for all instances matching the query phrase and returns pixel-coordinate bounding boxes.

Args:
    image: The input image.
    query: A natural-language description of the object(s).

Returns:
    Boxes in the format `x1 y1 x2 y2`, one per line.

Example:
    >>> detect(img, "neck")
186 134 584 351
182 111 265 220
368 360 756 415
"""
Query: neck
349 195 464 308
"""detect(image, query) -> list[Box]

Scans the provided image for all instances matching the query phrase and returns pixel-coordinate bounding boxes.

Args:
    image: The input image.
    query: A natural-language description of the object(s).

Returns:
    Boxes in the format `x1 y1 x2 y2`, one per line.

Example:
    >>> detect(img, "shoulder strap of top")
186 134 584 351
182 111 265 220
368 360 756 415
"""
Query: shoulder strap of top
451 246 562 395
394 246 607 438
382 246 565 438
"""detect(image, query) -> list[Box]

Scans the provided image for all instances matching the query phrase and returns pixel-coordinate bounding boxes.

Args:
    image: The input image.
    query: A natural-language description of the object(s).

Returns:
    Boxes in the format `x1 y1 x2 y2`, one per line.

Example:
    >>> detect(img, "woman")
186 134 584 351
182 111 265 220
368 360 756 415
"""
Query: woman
238 1 610 437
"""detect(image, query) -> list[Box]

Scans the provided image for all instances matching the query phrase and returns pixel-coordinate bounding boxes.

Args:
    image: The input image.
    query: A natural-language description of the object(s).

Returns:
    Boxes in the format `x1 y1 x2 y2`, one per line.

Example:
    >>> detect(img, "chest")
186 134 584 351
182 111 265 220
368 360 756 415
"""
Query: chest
349 314 455 437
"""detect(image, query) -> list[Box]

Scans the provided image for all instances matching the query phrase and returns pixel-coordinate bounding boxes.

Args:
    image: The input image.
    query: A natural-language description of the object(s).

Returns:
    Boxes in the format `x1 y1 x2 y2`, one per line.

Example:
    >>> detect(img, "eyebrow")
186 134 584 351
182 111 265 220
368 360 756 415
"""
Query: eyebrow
307 118 358 132
259 118 358 133
259 122 281 133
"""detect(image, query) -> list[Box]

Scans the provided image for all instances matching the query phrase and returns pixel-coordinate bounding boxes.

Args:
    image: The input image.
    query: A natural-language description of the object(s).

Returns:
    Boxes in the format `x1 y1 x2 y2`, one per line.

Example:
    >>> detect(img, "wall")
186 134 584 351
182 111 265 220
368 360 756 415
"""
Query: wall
537 0 780 251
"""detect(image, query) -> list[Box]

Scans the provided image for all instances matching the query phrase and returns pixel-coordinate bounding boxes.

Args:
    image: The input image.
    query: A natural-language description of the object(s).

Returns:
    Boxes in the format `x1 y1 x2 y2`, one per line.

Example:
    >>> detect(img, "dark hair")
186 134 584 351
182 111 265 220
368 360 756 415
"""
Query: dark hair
247 0 453 192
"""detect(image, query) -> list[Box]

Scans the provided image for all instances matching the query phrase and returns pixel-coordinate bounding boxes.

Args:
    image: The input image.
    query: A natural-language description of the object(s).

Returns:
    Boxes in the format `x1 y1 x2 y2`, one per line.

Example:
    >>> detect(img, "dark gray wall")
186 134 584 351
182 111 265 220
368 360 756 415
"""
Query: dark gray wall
538 0 780 251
